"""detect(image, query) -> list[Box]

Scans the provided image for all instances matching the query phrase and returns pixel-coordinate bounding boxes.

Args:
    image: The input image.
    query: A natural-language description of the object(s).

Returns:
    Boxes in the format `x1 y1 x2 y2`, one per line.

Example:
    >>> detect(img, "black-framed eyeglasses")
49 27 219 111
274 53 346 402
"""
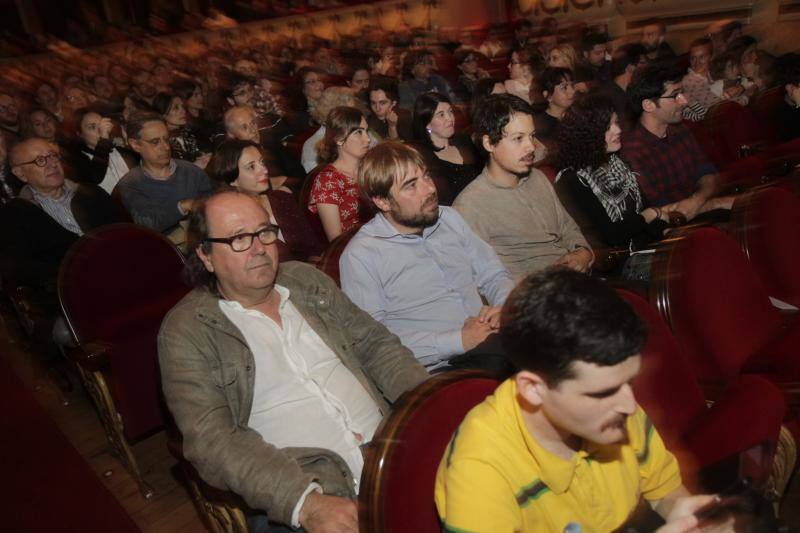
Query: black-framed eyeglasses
204 224 280 252
17 152 61 168
659 91 685 100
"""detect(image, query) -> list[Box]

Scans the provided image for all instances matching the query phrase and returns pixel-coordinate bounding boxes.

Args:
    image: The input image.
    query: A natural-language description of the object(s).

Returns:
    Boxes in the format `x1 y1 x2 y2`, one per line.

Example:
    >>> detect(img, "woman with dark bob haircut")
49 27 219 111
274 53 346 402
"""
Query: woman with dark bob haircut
308 105 370 241
207 139 325 262
410 92 481 205
555 91 677 251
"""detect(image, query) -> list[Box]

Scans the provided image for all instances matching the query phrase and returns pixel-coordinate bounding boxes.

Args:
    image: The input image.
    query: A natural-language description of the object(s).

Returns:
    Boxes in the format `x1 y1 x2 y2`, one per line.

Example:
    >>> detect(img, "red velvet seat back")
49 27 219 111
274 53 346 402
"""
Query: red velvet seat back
661 228 780 380
58 224 190 440
361 372 499 533
736 187 800 307
703 101 772 167
618 289 706 448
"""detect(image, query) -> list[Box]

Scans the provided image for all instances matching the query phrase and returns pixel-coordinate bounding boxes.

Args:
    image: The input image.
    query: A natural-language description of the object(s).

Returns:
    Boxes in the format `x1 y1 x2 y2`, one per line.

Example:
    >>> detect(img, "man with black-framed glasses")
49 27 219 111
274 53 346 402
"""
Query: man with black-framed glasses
623 64 733 221
159 190 426 533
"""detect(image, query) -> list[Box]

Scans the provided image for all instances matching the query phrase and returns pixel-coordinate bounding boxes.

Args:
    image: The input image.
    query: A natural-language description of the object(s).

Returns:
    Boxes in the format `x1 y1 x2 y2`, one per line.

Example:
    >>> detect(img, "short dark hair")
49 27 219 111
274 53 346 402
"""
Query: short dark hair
689 37 713 53
368 75 399 103
540 66 574 96
402 49 432 80
172 80 201 103
207 138 263 186
710 51 737 80
412 92 452 150
626 63 683 114
151 92 179 117
581 32 609 53
471 93 533 148
501 269 645 385
777 53 800 86
556 91 616 171
610 43 647 78
184 192 217 289
125 112 166 140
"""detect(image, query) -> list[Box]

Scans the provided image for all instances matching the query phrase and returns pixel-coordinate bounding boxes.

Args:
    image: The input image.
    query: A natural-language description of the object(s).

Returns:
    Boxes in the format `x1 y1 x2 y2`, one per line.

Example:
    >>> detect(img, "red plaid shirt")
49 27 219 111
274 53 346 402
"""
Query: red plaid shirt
621 122 717 205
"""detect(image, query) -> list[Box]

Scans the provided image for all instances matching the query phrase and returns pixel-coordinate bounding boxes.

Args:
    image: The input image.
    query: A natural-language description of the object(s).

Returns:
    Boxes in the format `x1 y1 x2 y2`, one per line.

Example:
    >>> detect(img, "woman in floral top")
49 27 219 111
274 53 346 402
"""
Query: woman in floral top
308 106 370 241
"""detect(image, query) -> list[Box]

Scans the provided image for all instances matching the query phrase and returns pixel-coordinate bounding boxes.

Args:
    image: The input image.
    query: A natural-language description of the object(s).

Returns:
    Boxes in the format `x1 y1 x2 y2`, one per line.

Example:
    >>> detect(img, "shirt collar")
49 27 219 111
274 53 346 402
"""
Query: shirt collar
28 180 75 203
140 159 177 180
218 284 291 315
362 209 444 240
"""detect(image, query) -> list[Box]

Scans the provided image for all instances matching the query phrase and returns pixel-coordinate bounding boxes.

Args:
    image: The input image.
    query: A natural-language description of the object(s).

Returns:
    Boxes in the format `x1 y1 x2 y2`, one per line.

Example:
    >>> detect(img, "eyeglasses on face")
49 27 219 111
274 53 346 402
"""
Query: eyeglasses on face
17 152 61 167
659 91 685 100
204 224 280 252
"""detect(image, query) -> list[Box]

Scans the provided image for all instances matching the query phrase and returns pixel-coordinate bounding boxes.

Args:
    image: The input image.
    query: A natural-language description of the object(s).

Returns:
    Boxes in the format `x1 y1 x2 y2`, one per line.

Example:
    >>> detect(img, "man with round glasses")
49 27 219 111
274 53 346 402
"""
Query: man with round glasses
159 190 427 533
0 137 123 355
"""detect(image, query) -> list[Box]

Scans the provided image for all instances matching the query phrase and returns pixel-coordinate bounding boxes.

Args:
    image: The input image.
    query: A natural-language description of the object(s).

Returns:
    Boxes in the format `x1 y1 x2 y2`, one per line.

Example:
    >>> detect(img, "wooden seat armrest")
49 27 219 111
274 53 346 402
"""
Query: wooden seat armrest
65 341 111 372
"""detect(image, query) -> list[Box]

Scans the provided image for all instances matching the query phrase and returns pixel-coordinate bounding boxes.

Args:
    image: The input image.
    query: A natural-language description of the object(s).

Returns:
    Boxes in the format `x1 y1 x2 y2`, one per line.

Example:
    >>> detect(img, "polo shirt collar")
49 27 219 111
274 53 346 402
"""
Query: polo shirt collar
510 380 595 495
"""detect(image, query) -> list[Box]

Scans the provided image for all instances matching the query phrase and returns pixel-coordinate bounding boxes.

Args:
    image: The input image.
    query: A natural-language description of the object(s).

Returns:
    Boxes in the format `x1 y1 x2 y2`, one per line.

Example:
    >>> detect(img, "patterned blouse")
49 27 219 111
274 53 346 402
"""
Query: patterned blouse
308 163 363 233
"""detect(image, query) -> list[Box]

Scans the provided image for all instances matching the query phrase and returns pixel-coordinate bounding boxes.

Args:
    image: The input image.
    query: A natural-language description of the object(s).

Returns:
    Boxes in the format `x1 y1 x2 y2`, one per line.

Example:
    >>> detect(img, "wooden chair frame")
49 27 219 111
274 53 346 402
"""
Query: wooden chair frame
359 369 495 533
57 223 187 499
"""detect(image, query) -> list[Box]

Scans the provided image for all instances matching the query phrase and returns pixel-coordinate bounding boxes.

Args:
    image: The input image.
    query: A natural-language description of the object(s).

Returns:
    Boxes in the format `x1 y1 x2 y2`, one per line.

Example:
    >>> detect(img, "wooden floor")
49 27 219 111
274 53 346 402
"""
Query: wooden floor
3 306 800 532
0 316 205 533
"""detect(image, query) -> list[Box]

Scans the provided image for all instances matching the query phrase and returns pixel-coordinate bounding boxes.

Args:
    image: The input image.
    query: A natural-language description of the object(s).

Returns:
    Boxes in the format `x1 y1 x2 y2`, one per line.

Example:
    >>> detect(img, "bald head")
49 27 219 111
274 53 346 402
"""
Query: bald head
224 105 260 144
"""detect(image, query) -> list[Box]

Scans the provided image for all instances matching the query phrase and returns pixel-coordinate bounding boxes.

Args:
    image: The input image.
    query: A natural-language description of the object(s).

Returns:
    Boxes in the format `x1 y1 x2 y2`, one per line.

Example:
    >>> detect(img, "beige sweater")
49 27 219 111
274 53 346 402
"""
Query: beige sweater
453 168 591 282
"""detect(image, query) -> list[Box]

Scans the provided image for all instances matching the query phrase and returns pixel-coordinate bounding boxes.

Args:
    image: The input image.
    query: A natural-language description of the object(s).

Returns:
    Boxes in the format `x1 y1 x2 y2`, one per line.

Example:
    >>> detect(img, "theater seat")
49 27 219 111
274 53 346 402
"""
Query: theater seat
360 370 499 533
649 227 800 398
317 223 362 287
730 187 800 308
58 223 191 498
619 289 787 491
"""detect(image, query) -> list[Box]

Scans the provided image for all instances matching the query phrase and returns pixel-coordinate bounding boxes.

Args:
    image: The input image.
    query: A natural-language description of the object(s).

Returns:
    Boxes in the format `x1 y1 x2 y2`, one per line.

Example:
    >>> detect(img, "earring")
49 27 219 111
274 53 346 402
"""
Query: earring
426 128 432 134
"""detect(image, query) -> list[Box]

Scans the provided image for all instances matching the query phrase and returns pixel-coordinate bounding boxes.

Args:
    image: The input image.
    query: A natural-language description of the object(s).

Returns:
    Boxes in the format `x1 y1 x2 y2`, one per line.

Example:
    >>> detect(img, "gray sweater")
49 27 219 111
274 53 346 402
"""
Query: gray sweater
453 168 590 282
118 159 211 232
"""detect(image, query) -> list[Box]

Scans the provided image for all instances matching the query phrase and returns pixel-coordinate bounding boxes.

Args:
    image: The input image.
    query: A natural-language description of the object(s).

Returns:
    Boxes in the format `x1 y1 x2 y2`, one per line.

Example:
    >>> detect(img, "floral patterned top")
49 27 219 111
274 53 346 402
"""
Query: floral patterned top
308 163 363 233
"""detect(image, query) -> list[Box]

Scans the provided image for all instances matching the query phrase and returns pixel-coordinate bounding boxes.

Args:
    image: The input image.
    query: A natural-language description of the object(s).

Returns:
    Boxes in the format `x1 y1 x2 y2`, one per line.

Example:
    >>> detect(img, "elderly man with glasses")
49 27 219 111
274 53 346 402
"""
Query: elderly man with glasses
0 137 124 360
159 189 427 533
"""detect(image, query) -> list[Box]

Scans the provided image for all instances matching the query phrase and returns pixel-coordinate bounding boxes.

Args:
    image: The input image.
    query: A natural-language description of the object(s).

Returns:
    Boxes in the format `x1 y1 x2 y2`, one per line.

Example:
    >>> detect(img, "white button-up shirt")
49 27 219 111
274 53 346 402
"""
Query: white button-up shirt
219 284 382 489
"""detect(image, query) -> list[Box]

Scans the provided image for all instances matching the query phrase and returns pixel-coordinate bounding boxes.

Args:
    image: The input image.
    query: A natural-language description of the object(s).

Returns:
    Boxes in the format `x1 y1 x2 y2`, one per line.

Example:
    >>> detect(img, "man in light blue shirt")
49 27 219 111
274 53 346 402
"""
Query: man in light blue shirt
340 142 514 369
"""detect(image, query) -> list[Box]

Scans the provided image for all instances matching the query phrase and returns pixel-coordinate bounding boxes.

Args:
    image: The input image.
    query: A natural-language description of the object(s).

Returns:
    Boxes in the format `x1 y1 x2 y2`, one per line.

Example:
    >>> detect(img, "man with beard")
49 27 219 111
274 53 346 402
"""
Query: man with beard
159 190 427 533
453 94 591 283
623 65 730 220
339 141 515 371
641 19 675 63
0 92 21 143
435 269 729 533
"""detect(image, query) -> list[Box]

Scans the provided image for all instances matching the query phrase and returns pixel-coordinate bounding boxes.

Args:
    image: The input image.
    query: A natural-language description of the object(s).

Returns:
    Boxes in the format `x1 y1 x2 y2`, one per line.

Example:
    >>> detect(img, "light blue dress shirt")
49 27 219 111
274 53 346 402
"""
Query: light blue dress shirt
339 207 514 366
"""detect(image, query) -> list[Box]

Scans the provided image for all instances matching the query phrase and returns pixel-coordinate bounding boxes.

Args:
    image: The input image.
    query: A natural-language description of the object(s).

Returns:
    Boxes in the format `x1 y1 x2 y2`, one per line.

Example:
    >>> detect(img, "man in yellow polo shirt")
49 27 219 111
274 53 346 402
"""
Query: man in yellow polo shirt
435 269 728 533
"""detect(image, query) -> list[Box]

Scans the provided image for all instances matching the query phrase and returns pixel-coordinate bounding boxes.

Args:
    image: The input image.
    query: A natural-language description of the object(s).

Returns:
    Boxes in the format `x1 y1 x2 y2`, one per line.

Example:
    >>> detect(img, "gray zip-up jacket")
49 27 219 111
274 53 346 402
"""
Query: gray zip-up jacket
158 261 428 525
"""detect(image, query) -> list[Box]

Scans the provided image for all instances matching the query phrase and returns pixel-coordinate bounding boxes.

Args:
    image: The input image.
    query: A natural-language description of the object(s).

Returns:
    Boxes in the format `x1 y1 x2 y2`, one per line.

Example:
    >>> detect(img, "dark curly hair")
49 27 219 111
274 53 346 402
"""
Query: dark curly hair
471 93 533 150
501 269 645 385
555 91 615 171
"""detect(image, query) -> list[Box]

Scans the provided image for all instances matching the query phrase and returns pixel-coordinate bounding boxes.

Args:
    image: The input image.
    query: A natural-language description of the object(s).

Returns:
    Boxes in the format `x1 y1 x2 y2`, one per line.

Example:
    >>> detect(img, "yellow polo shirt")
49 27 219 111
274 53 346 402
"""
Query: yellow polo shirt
435 379 682 533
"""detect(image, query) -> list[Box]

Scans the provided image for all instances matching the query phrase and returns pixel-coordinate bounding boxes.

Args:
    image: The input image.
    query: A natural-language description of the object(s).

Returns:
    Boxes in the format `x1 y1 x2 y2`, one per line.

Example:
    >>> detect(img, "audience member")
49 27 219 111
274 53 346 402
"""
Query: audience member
19 108 60 144
118 113 211 235
0 92 21 143
152 92 211 168
411 92 481 205
398 49 459 109
68 108 135 193
287 67 325 134
454 93 591 282
681 38 725 120
534 67 576 143
208 139 325 262
308 106 370 241
159 189 427 533
435 269 729 533
367 77 413 142
504 47 539 104
774 55 800 141
555 92 674 251
579 32 611 83
0 137 122 290
340 141 514 370
454 49 489 101
640 19 675 62
598 43 648 131
708 51 749 106
34 82 63 121
0 133 20 205
624 64 733 218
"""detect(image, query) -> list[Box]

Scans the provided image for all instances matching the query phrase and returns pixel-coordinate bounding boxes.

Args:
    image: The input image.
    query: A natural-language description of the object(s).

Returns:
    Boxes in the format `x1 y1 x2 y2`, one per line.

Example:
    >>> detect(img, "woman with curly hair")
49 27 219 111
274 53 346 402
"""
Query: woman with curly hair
555 91 675 250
